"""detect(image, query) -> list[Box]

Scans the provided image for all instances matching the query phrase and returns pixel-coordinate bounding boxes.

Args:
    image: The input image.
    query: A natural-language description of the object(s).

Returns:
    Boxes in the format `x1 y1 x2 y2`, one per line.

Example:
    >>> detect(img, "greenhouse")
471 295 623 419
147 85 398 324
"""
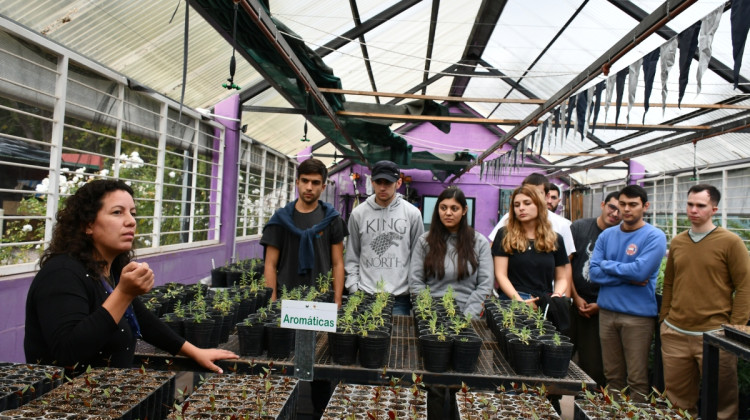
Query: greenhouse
1 0 750 419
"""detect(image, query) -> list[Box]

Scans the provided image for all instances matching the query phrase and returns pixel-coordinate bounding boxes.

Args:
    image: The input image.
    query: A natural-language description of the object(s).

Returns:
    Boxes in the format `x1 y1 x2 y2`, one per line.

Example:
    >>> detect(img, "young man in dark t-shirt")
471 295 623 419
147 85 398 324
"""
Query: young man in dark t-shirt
567 191 621 386
261 158 348 305
260 158 347 419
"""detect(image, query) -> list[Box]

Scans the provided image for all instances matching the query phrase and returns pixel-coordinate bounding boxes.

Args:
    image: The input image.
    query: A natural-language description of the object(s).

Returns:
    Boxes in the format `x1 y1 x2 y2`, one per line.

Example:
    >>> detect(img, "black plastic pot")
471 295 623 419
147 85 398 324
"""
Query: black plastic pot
508 337 542 376
358 330 391 369
207 313 223 346
541 340 574 378
451 334 483 373
236 293 257 320
184 317 216 348
236 322 265 357
265 323 295 359
210 268 227 287
419 334 454 373
160 314 184 338
328 330 359 365
225 270 242 287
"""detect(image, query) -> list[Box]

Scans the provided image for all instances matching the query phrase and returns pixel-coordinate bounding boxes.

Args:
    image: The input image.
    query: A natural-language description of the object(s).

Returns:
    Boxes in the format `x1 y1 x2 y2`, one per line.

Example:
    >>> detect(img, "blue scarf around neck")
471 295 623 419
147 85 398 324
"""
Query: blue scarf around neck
264 199 340 274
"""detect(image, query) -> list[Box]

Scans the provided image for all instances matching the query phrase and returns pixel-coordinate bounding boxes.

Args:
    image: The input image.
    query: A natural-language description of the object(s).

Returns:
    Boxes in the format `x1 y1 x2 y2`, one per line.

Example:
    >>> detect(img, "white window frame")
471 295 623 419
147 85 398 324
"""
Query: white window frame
588 163 750 248
0 18 225 276
235 135 297 239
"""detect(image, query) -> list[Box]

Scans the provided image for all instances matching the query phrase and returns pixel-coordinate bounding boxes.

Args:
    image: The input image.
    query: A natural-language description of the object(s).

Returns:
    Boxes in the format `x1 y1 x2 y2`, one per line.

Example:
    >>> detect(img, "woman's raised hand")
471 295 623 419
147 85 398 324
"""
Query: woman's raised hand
117 262 155 297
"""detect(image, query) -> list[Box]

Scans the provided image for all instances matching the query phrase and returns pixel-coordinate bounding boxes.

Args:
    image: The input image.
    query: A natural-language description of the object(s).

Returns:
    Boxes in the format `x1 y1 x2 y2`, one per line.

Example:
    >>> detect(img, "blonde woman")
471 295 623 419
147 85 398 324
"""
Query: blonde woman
492 184 569 306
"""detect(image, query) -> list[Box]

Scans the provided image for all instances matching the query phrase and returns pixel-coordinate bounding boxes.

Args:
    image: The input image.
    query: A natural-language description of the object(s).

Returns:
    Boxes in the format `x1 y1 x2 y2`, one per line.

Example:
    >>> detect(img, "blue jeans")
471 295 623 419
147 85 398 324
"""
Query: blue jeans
499 291 533 301
392 295 412 315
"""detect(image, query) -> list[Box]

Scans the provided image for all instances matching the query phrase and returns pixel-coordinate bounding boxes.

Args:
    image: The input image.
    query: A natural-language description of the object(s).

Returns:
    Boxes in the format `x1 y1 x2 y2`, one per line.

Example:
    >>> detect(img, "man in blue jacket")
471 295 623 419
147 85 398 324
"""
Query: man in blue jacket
590 184 666 401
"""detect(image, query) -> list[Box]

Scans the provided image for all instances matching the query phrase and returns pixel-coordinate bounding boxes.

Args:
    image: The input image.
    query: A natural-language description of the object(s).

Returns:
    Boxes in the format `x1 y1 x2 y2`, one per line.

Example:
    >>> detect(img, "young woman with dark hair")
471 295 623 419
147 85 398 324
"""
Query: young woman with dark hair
24 179 237 374
409 186 493 317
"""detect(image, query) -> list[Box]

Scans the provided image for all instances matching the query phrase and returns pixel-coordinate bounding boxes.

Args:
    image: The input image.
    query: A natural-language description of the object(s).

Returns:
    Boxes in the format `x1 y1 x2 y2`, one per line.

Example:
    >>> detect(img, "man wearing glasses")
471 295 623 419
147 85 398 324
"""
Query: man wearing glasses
659 184 750 419
566 191 621 387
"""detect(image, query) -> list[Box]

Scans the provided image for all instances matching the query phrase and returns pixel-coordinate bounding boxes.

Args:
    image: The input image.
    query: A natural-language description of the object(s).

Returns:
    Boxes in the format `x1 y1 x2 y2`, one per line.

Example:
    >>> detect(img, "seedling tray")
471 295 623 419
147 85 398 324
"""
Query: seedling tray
0 367 174 420
0 362 62 412
169 373 299 420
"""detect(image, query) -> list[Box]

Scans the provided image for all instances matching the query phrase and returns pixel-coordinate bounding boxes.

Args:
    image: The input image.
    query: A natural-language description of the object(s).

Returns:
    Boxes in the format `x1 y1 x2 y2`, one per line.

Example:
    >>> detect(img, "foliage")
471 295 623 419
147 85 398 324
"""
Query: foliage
655 256 668 295
316 270 333 294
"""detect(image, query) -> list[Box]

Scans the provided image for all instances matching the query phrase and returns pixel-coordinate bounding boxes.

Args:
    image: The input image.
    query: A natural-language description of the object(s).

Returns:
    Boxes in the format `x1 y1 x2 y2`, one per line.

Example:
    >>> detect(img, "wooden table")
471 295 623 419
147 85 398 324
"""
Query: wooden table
136 315 594 395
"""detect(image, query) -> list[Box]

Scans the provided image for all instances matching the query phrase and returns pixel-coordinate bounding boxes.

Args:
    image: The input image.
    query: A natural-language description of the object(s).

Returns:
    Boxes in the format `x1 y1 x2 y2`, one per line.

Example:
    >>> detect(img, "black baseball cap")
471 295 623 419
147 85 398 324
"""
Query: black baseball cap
371 160 400 183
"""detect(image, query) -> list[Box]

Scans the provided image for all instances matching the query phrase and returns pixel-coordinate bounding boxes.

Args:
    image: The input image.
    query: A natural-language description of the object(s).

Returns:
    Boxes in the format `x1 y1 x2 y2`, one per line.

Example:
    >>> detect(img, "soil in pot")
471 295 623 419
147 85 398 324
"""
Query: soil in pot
451 334 483 373
541 340 574 378
418 334 454 373
328 330 359 365
236 321 265 357
358 330 391 368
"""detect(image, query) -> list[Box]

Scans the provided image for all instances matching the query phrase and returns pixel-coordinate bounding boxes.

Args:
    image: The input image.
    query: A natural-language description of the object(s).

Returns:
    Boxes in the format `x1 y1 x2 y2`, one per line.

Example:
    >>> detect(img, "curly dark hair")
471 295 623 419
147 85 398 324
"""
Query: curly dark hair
40 179 135 276
423 186 478 281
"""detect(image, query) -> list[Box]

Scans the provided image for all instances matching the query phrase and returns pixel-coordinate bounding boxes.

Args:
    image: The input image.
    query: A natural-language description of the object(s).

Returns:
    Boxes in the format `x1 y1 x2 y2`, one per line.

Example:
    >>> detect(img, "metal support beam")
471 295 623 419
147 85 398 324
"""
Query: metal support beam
456 0 697 179
556 114 750 175
387 64 457 105
235 0 368 163
349 0 380 103
422 0 441 95
449 0 508 97
242 106 306 114
238 0 422 103
552 95 750 167
476 59 539 100
488 0 589 115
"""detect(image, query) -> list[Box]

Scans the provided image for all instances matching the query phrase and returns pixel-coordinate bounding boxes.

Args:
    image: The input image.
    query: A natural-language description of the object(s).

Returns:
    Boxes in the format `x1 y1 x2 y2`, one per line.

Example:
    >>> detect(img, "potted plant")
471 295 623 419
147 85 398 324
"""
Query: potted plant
264 316 295 359
328 308 359 365
315 270 334 303
540 332 575 378
452 333 483 373
357 309 391 369
507 326 542 376
236 313 266 357
418 325 453 372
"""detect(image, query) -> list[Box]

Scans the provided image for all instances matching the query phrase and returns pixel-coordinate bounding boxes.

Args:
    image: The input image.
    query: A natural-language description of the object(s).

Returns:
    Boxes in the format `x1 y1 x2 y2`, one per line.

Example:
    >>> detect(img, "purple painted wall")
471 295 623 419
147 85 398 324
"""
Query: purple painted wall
629 160 646 185
325 106 563 238
0 276 29 363
0 242 263 363
214 95 242 261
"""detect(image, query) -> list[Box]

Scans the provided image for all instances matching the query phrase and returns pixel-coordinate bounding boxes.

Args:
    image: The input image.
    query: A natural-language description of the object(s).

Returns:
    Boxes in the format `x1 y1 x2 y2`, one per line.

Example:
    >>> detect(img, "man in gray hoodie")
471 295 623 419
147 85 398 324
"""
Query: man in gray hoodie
345 160 424 315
